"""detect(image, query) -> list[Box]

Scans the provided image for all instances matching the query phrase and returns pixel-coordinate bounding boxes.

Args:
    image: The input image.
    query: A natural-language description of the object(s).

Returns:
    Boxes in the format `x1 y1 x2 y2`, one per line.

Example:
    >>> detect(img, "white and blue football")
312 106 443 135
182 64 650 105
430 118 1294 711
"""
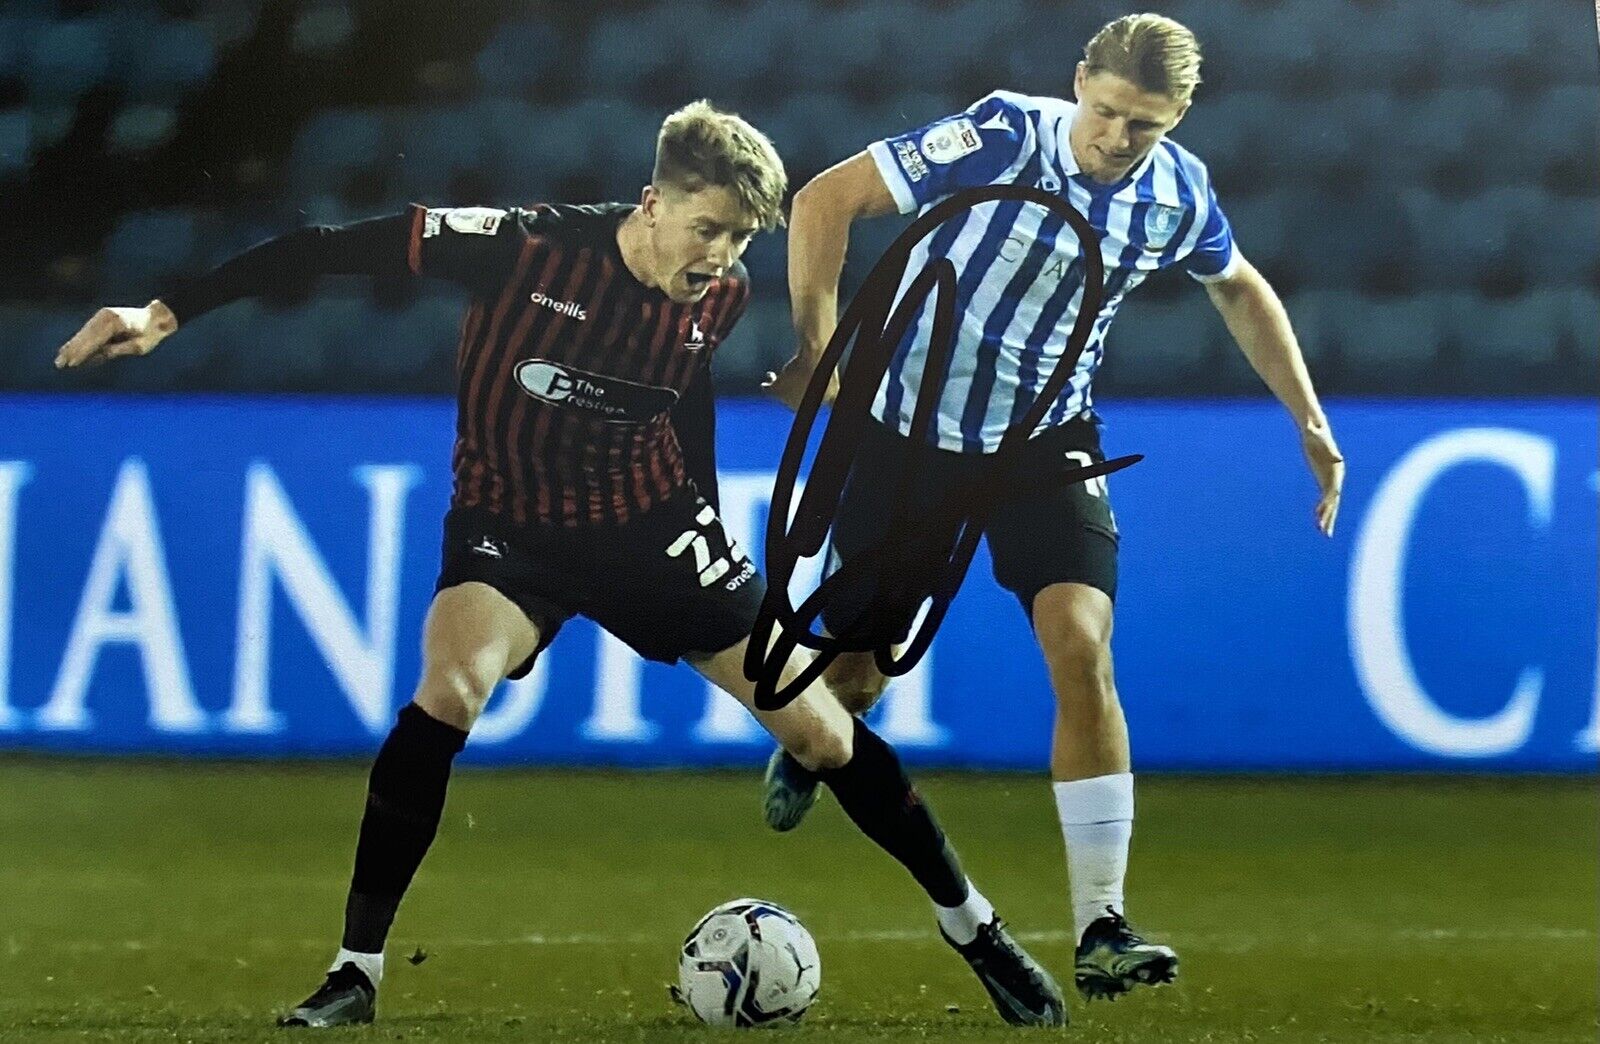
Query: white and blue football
677 897 822 1028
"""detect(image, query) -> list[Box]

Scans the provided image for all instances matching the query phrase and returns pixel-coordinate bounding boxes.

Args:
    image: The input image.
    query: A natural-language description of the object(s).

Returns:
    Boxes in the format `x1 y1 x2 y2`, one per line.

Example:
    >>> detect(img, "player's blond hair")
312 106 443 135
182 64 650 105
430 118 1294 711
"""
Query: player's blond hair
653 100 788 231
1083 13 1203 102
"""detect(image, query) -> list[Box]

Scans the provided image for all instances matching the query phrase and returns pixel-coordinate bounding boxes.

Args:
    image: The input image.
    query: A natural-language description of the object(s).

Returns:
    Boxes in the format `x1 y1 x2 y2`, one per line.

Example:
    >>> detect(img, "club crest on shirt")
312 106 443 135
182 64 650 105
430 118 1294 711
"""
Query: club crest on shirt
920 118 981 164
684 318 707 351
1144 204 1183 248
424 207 505 238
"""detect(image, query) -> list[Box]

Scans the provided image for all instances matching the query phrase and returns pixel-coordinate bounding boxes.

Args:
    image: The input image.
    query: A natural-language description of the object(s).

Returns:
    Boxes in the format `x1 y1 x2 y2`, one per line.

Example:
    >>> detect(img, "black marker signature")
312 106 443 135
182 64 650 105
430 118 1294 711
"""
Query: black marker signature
745 184 1143 711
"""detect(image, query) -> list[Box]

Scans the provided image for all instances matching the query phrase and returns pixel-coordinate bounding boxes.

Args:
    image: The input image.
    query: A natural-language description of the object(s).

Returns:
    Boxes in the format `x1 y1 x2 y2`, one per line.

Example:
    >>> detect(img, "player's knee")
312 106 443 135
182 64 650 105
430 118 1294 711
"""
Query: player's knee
1040 619 1115 695
823 653 890 716
415 658 500 729
785 718 854 773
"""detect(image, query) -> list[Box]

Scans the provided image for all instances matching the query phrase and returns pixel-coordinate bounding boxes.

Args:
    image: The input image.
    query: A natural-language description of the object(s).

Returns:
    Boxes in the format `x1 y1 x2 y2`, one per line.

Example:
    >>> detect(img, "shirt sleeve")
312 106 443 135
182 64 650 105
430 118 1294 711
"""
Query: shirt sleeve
1183 181 1240 283
405 204 530 294
867 92 1036 215
160 212 412 323
159 204 531 324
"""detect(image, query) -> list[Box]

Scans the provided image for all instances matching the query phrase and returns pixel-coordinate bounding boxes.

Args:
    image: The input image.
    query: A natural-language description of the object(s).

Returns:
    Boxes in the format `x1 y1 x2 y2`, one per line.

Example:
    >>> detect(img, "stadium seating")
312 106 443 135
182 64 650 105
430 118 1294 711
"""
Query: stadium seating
23 18 113 102
391 105 489 200
120 19 216 102
99 210 199 299
1448 288 1567 371
1565 289 1600 368
474 18 564 98
1335 292 1452 381
1167 91 1278 184
1213 288 1342 391
1098 298 1222 390
713 297 792 388
0 108 29 177
289 108 388 199
0 0 1592 396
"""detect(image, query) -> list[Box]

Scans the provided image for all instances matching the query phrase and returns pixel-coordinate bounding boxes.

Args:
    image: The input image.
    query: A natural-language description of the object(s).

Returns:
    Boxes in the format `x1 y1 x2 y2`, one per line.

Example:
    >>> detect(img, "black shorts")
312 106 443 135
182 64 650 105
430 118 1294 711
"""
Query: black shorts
820 417 1119 646
435 492 764 673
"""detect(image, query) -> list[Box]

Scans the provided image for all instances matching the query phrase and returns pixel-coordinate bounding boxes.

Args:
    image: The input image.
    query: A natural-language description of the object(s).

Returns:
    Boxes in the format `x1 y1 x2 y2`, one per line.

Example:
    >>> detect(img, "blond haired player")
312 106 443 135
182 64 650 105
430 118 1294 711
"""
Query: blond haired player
764 14 1344 1001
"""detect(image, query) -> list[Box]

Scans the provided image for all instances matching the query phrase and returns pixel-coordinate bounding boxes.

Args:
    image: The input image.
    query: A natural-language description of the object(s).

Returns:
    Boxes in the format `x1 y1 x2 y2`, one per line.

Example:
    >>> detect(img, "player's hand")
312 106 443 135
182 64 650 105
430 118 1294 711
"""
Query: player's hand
1300 416 1344 537
54 300 178 370
762 353 838 412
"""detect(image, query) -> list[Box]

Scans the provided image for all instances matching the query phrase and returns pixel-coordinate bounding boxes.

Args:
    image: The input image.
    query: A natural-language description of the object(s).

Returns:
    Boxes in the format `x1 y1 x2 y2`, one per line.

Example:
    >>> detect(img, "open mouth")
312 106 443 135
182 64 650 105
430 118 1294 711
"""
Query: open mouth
684 272 714 289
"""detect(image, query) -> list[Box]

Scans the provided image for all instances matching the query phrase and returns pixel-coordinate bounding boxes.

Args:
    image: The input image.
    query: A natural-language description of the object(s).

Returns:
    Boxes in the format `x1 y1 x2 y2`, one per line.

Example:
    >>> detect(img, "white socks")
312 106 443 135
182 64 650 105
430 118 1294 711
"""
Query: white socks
934 879 996 945
1053 772 1134 943
331 947 384 987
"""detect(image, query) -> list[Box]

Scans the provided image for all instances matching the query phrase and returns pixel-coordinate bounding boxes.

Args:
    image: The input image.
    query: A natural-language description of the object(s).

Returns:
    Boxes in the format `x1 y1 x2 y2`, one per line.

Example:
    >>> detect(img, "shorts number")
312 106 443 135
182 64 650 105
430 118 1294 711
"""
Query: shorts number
1064 451 1108 499
667 504 735 588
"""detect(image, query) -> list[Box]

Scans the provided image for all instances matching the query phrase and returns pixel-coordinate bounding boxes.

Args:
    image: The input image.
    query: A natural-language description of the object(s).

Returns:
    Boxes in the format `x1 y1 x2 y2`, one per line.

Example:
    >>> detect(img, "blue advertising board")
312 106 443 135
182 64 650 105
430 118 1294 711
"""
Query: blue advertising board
0 394 1593 771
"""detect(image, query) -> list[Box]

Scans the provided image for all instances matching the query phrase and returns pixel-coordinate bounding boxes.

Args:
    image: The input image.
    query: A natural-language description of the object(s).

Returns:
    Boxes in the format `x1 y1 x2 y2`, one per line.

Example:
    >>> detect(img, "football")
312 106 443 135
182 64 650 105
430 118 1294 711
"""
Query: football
676 898 822 1028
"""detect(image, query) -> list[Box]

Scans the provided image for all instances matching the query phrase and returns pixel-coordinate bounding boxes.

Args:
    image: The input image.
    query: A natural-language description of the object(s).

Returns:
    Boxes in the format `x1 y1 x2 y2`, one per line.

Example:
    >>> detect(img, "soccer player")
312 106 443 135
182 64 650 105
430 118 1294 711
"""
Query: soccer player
762 14 1346 1001
55 102 1066 1028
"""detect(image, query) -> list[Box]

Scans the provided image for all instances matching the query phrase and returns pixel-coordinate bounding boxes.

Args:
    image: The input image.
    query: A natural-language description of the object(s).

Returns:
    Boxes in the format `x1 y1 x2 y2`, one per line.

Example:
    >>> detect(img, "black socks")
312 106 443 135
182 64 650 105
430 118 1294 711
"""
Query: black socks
341 703 468 953
817 719 969 907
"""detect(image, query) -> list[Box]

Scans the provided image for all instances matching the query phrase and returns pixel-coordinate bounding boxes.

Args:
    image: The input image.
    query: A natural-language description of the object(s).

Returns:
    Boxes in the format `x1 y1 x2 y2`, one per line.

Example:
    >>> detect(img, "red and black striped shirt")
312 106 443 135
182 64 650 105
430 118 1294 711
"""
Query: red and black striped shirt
159 201 744 528
406 203 750 527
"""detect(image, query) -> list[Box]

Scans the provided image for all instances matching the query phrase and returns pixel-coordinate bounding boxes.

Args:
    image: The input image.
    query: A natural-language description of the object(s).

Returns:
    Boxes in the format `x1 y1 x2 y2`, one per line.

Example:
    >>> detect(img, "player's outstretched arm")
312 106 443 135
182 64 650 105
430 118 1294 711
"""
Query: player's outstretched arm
1203 253 1344 536
55 300 178 369
54 212 424 371
766 152 898 411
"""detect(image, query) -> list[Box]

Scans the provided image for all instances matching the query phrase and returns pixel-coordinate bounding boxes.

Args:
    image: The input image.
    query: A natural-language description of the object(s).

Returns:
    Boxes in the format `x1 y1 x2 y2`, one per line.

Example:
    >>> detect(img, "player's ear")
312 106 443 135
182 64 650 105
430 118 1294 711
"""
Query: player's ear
1073 61 1087 100
640 185 661 227
1167 97 1192 131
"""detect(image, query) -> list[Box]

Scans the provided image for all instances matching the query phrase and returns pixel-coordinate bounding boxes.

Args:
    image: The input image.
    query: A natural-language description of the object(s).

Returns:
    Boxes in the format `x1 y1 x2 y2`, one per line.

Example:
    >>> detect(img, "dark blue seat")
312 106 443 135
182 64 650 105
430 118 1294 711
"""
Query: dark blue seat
100 210 198 298
1450 288 1565 370
392 106 488 198
290 108 388 197
0 108 29 178
1099 298 1221 386
475 18 563 97
1335 291 1447 378
25 17 112 100
120 19 214 102
1564 289 1599 367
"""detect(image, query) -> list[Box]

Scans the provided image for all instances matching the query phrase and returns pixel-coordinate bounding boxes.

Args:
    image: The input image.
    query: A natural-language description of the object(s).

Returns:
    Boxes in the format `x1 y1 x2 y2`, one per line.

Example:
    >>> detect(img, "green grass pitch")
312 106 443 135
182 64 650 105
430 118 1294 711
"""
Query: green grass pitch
0 758 1594 1042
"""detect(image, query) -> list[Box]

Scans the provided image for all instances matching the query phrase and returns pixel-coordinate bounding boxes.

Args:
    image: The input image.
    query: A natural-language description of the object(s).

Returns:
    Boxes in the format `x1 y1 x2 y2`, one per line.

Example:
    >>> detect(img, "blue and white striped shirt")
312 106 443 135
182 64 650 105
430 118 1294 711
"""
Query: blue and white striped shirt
865 89 1238 452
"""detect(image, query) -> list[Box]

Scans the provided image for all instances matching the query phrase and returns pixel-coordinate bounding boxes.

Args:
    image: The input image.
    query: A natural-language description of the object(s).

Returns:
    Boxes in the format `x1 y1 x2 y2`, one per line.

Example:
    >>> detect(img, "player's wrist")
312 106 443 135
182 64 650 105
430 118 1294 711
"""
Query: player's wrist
146 298 179 335
1297 411 1330 435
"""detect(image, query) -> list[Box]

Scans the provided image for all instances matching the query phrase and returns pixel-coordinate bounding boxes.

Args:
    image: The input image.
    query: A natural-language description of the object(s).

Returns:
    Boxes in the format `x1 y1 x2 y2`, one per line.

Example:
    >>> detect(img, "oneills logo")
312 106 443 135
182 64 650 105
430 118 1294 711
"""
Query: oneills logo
530 292 587 320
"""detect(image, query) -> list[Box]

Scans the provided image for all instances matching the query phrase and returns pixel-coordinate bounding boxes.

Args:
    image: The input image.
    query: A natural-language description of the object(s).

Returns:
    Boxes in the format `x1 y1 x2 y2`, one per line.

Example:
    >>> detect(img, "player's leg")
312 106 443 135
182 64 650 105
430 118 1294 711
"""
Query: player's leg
279 580 544 1027
605 490 985 923
990 422 1177 1001
763 420 948 831
690 638 1066 1027
1036 583 1129 779
695 637 982 913
345 581 543 949
761 641 900 830
1031 581 1174 998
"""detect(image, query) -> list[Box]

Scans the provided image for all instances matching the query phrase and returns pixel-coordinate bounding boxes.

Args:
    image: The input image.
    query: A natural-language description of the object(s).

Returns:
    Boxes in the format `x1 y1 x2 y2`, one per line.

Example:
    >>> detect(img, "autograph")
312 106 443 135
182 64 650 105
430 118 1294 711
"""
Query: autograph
746 184 1143 710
